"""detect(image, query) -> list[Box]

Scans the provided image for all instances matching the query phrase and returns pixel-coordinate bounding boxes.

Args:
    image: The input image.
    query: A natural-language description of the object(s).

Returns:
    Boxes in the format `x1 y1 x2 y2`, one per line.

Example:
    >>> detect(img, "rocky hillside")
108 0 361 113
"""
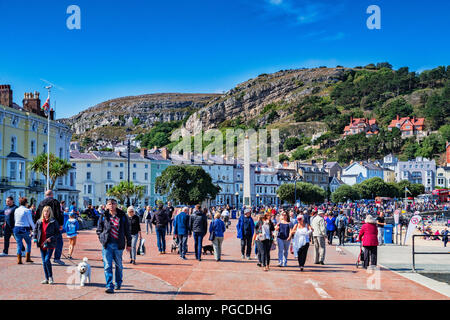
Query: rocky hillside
184 67 346 134
59 93 220 144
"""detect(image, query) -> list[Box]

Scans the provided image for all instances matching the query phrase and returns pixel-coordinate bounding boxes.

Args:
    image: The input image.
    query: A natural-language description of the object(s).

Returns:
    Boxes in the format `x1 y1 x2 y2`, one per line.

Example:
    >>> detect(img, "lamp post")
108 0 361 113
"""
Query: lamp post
126 127 132 207
235 192 239 209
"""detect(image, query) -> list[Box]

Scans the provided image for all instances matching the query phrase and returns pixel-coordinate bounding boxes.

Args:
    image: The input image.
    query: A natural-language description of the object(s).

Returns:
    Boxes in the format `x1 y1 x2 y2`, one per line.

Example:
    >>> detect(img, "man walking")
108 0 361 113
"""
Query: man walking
0 197 17 257
173 206 191 260
96 199 131 294
166 201 175 235
311 209 326 265
151 203 169 254
189 204 207 261
236 208 254 260
335 210 348 246
36 190 65 265
376 212 386 245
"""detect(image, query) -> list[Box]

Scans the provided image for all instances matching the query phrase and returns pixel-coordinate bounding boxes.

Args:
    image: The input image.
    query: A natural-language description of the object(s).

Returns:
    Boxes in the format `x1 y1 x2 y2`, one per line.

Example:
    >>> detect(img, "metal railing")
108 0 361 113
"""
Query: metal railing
411 234 450 272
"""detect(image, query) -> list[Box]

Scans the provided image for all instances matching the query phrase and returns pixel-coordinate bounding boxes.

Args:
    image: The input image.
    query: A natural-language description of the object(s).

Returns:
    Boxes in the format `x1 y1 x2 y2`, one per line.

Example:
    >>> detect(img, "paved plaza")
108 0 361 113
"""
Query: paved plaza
0 220 448 300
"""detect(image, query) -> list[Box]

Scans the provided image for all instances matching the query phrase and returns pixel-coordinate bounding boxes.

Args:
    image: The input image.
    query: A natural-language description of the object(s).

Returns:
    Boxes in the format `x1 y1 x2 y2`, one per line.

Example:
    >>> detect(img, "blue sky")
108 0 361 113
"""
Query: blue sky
0 0 449 119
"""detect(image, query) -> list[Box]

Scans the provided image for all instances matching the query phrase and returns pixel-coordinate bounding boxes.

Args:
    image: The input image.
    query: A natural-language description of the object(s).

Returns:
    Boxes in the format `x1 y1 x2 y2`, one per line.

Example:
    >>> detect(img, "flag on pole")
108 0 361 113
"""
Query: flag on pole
41 94 50 114
405 187 412 195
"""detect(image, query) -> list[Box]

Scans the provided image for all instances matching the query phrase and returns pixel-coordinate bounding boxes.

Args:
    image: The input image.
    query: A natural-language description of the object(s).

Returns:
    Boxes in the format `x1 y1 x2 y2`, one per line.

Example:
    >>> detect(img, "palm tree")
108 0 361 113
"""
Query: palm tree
106 181 145 206
28 153 73 190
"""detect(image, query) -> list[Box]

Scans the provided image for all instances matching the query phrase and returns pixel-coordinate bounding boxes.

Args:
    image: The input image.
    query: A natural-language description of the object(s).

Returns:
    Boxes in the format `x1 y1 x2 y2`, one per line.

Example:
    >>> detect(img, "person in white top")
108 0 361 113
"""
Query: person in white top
221 208 230 229
288 215 312 271
13 197 35 264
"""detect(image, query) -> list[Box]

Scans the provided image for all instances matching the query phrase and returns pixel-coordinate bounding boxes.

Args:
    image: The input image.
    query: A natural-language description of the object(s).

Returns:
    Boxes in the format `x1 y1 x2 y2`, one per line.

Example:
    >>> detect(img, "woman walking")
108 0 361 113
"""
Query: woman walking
209 212 226 261
275 211 291 267
252 213 274 271
64 211 80 259
143 206 153 234
325 213 336 245
33 206 60 284
357 215 379 269
127 206 142 264
13 197 35 264
289 215 312 271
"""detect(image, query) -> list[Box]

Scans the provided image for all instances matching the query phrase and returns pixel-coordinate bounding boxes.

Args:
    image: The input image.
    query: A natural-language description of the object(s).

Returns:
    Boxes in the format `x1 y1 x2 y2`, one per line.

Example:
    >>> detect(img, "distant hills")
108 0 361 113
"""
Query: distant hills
61 63 450 165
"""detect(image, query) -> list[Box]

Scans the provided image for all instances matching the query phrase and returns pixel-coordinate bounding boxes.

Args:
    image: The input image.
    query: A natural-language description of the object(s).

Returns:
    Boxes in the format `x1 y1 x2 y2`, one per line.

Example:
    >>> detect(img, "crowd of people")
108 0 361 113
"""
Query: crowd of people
1 193 449 294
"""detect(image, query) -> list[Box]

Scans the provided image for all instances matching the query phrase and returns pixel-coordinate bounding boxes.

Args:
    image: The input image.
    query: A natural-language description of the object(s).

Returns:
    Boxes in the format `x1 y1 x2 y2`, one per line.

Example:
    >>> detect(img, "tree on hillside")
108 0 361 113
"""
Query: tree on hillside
283 137 302 151
28 153 73 191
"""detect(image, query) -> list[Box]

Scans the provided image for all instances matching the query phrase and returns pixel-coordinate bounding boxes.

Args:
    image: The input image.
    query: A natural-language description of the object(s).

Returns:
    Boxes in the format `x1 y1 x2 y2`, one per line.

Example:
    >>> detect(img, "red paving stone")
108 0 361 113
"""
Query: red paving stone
0 220 448 300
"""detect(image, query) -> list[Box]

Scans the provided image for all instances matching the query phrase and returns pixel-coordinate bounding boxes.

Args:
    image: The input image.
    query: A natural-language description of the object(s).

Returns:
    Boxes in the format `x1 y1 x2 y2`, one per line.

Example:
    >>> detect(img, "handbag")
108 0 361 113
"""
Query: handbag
137 238 146 256
270 241 277 251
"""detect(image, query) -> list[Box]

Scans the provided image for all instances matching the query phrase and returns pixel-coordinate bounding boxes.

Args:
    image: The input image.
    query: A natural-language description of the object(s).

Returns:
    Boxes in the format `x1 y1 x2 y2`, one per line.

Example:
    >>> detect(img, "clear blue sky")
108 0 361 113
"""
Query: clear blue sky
1 0 449 119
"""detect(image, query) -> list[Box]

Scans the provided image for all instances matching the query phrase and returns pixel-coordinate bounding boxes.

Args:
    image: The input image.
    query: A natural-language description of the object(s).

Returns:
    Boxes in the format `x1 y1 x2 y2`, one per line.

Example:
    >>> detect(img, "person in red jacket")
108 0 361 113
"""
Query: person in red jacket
358 215 378 269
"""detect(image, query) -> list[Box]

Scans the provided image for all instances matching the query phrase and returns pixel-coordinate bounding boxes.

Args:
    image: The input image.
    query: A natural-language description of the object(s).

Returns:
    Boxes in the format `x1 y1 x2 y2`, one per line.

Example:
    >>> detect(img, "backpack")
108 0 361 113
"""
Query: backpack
336 216 347 229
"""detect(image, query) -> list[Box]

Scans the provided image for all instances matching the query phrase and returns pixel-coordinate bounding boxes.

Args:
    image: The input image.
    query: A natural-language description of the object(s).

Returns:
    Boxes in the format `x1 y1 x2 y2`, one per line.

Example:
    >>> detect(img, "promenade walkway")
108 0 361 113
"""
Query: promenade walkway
0 220 447 300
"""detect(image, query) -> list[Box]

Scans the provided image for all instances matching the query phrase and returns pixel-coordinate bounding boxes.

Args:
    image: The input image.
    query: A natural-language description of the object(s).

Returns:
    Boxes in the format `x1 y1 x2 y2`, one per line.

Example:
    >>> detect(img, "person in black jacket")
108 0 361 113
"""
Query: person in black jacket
151 203 169 254
36 190 65 265
96 199 131 294
165 201 175 235
127 206 141 265
33 206 60 284
0 197 18 257
189 204 208 261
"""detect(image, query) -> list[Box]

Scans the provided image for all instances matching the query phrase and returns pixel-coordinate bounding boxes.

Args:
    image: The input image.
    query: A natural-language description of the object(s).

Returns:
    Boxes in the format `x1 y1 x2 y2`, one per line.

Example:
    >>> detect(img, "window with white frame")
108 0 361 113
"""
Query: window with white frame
107 171 112 180
43 143 47 153
8 160 25 181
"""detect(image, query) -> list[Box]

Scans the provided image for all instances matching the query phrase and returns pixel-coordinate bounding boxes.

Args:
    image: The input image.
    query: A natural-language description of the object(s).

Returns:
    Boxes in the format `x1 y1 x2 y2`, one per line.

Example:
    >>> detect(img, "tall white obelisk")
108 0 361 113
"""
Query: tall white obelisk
243 134 251 207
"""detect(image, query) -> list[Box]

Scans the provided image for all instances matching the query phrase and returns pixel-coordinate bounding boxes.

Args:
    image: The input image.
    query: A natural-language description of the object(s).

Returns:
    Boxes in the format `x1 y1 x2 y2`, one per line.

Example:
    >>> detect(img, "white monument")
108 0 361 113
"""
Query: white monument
243 134 252 206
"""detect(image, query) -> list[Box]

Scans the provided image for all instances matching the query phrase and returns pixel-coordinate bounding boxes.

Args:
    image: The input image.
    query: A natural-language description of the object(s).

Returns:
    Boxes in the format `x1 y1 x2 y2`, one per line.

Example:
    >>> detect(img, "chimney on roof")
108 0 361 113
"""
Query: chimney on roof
23 91 43 117
161 147 169 160
0 85 13 108
140 148 148 157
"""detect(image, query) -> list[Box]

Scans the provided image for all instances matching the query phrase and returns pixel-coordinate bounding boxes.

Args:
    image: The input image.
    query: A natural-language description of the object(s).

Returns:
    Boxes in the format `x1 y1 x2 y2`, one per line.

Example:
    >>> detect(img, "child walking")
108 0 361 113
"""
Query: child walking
64 212 80 259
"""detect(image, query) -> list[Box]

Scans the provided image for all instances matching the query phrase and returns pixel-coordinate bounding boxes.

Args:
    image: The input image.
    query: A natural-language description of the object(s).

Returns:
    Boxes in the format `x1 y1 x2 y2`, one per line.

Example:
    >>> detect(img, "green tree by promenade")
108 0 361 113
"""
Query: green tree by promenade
155 165 220 205
331 185 361 203
329 177 426 202
277 182 326 204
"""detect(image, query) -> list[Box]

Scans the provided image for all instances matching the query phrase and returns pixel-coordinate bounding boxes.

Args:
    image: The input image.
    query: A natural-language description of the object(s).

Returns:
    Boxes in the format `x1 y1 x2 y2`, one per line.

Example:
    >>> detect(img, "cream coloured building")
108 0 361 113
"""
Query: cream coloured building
70 149 170 208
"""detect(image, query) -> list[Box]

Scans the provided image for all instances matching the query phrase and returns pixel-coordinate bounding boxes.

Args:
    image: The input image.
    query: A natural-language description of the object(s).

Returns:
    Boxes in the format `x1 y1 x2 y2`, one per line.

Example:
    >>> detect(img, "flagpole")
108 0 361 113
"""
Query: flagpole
45 85 52 191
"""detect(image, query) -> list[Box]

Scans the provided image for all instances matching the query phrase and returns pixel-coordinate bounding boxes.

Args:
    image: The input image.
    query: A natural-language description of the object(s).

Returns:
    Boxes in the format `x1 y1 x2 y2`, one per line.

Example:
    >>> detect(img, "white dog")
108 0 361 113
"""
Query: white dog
77 257 91 287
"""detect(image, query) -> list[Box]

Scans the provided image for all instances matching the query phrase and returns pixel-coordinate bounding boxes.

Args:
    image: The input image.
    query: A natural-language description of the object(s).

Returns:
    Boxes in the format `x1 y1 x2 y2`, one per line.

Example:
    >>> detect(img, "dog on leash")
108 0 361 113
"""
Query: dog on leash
170 237 179 254
202 244 214 255
77 257 91 287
